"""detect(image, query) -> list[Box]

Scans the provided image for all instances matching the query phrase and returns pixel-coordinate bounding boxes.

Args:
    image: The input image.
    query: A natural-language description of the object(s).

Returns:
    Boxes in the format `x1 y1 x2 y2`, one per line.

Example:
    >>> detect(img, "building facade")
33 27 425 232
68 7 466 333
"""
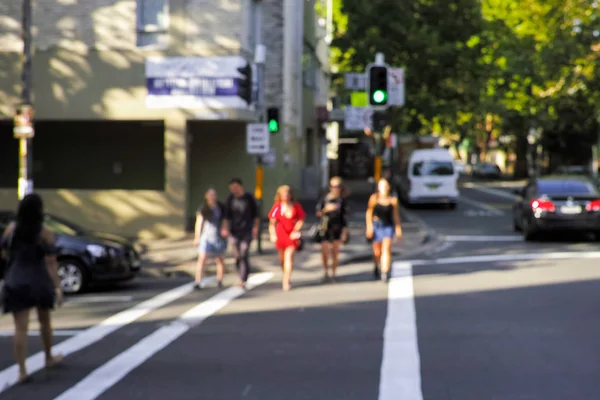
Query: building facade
0 0 327 239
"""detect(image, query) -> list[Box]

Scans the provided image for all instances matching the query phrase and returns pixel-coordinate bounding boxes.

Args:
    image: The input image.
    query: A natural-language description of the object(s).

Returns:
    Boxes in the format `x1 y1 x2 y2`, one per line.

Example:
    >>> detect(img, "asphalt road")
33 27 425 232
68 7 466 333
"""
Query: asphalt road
2 180 600 399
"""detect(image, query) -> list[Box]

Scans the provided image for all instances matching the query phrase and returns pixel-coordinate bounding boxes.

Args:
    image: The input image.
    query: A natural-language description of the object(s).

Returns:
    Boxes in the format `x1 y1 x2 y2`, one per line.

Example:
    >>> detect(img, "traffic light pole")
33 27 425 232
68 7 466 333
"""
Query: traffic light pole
254 44 266 254
18 0 34 200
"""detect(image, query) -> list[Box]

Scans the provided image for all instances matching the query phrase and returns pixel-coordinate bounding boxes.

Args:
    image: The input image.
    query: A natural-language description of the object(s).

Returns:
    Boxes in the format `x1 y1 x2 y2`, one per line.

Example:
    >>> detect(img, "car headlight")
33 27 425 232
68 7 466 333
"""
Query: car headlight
86 244 107 258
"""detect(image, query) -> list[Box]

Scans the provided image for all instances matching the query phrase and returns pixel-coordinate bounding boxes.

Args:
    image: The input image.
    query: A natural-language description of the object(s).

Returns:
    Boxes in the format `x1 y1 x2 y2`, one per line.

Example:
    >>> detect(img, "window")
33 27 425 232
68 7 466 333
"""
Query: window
302 46 316 88
412 161 454 176
32 120 166 190
137 0 169 48
538 180 599 196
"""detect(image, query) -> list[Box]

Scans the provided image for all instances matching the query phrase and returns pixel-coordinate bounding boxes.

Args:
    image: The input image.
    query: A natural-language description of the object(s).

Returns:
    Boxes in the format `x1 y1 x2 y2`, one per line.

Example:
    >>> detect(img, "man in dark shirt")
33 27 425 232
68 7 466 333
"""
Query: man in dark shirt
221 178 259 288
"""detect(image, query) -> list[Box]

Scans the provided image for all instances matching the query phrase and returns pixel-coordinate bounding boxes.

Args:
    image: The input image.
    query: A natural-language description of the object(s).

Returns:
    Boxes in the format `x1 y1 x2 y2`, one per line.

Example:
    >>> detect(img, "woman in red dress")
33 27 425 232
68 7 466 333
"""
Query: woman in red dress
268 185 306 291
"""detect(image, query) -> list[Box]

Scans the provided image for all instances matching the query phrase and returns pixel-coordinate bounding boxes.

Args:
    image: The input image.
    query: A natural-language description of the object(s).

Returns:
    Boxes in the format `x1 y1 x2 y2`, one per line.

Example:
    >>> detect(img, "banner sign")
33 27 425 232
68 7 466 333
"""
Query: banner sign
145 56 249 110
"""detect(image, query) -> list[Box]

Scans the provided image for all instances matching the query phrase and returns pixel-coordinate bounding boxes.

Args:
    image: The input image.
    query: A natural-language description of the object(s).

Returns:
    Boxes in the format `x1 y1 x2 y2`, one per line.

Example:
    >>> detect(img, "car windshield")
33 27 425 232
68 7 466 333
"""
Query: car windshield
538 180 599 196
412 161 454 176
44 215 80 236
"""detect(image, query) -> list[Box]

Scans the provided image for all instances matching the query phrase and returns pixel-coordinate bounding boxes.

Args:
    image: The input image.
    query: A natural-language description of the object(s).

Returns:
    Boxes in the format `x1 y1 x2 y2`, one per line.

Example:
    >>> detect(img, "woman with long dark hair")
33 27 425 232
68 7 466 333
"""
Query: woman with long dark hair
365 178 402 282
193 188 227 289
315 176 349 282
0 193 63 383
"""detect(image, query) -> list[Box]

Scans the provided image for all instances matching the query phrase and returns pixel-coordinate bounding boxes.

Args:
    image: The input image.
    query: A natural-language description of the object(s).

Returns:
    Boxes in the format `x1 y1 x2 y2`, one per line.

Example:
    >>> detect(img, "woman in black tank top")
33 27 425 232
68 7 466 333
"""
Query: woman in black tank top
365 178 403 281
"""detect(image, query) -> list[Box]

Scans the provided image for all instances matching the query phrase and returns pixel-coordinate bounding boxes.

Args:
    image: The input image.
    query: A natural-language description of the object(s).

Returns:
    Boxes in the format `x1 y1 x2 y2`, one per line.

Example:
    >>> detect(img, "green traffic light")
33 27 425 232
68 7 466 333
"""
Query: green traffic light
268 119 278 132
372 90 387 103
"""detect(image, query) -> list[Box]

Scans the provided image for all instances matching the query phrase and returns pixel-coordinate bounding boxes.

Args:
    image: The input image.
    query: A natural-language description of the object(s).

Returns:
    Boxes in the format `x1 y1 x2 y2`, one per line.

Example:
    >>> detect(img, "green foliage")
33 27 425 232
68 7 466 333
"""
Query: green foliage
330 0 600 154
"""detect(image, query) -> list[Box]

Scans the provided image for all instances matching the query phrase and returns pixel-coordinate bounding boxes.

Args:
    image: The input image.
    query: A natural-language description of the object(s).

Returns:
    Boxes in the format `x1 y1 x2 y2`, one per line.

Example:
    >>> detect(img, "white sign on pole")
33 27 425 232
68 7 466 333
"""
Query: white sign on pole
344 106 373 131
388 68 405 106
345 73 366 90
263 148 276 167
246 123 269 154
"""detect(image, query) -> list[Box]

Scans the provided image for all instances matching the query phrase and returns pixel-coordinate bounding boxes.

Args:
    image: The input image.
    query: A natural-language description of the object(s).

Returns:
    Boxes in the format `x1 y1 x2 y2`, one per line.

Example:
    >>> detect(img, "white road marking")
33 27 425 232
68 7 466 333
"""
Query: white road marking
463 210 500 217
405 251 600 266
468 186 518 201
0 329 83 337
428 241 454 254
66 296 134 304
54 272 273 400
379 262 423 400
443 235 522 242
0 279 215 393
460 196 504 216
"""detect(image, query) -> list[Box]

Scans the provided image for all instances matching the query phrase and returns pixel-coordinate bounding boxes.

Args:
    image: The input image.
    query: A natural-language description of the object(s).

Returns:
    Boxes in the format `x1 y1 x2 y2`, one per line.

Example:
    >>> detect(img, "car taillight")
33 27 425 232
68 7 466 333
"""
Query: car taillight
530 198 555 212
586 200 600 211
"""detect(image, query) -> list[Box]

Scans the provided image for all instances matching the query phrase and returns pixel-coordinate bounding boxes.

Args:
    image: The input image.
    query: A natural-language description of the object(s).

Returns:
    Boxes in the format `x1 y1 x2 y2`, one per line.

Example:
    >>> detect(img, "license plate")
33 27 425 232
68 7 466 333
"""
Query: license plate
426 183 440 189
560 205 582 214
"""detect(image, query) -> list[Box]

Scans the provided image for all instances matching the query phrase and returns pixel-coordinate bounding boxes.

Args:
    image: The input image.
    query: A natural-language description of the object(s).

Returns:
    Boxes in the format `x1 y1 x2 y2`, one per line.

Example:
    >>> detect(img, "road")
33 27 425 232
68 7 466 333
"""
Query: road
2 180 600 399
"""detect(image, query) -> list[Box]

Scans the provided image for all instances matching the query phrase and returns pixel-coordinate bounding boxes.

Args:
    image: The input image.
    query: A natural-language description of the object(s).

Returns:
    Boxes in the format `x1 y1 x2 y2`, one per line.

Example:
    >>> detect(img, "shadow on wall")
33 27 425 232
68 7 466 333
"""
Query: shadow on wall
0 1 241 239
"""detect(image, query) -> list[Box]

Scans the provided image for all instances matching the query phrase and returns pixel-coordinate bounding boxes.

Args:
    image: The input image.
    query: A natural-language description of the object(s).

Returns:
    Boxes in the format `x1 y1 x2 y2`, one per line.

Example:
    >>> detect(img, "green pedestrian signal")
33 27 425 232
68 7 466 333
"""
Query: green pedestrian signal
268 119 278 133
266 107 279 133
372 90 387 104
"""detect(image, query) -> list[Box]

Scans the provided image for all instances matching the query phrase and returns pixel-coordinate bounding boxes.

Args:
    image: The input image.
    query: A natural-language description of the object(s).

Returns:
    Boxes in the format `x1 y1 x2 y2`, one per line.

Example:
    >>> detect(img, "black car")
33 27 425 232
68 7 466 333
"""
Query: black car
512 175 600 241
0 212 141 294
472 163 502 179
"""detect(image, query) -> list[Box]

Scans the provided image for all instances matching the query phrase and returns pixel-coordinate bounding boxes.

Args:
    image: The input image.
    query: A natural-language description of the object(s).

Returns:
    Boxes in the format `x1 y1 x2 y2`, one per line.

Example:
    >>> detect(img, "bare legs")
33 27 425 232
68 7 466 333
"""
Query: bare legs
321 241 341 282
380 238 393 279
13 309 29 381
280 247 295 291
13 308 63 383
195 253 225 288
372 241 382 278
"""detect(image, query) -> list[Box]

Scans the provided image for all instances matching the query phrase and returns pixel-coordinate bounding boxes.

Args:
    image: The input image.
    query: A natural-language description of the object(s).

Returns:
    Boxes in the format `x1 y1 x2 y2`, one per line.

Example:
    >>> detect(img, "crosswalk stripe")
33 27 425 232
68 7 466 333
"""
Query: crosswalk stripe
379 262 423 400
0 277 216 393
54 272 273 400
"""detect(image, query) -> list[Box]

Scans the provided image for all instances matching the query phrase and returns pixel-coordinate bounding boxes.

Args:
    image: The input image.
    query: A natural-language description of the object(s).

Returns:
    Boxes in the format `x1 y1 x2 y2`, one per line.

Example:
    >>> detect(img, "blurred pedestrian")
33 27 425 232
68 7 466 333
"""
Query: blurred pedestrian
365 178 402 281
268 185 306 291
315 176 349 282
193 188 226 289
0 193 64 384
221 178 259 289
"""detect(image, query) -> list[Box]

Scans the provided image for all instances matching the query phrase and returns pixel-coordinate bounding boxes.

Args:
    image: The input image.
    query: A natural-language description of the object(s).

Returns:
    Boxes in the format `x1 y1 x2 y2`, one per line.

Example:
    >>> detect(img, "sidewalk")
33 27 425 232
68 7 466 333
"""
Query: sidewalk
138 220 430 279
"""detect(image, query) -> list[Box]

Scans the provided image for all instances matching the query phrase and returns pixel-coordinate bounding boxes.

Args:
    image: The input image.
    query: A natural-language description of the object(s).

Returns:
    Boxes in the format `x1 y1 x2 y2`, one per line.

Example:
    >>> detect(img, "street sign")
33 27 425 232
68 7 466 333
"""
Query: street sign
350 92 367 107
387 133 397 148
345 73 366 90
344 106 373 131
388 68 405 106
263 148 276 167
13 104 34 139
246 123 269 154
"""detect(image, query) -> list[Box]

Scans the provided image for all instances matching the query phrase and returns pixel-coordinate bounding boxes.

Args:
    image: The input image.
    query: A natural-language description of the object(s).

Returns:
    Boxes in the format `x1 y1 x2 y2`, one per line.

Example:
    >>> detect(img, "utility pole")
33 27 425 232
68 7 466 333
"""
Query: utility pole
254 44 267 254
15 0 34 200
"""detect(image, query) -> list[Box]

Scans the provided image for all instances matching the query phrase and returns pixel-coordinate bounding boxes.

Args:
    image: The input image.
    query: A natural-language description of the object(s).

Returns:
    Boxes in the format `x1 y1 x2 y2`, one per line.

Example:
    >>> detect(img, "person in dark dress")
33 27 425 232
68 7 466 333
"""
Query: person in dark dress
0 194 64 383
315 176 349 282
221 178 259 289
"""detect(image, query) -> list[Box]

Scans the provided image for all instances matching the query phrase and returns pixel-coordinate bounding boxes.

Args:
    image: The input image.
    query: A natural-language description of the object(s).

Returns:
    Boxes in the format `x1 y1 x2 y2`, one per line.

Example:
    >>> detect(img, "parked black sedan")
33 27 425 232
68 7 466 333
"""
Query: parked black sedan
0 211 141 294
512 175 600 241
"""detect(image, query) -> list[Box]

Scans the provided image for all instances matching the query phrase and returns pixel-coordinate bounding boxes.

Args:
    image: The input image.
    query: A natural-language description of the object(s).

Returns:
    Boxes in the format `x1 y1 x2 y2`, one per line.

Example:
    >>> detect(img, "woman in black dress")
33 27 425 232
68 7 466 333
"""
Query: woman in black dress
1 194 64 383
316 176 349 282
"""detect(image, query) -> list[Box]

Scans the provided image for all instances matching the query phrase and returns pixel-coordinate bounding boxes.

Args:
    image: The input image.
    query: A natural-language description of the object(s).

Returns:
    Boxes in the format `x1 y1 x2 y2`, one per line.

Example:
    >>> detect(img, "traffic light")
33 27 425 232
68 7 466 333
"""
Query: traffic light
267 107 279 133
372 111 386 132
368 66 388 106
237 63 253 104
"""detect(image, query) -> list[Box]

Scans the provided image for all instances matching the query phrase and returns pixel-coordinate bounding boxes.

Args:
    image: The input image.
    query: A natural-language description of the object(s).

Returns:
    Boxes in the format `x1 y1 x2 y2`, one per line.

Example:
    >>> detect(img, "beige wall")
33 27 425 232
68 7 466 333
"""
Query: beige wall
0 0 248 239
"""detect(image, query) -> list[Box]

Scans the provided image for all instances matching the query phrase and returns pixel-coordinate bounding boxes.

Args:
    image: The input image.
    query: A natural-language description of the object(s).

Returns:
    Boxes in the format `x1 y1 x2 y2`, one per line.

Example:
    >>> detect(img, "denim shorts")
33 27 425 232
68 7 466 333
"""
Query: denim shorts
373 221 394 243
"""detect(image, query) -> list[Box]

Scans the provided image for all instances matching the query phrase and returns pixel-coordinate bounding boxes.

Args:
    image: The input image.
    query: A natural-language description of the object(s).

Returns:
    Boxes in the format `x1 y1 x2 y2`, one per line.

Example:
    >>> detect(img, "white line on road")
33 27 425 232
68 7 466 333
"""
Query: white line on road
66 296 134 304
0 277 216 393
0 329 84 338
460 196 504 216
443 235 522 242
468 185 518 201
54 272 273 400
404 251 600 266
379 262 423 400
